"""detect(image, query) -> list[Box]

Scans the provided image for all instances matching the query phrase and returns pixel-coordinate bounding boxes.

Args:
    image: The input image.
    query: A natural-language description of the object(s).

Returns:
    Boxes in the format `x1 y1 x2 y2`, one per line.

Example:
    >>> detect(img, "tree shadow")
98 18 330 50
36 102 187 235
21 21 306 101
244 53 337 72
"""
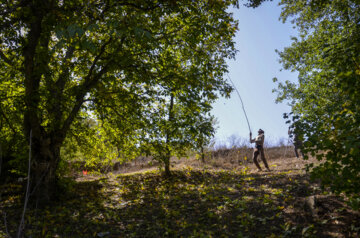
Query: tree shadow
1 169 359 237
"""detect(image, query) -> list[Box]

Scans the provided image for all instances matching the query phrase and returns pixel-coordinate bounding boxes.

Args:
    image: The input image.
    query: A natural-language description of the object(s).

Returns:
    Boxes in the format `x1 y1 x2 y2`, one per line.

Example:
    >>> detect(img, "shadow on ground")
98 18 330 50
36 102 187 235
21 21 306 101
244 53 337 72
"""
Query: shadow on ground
1 167 359 237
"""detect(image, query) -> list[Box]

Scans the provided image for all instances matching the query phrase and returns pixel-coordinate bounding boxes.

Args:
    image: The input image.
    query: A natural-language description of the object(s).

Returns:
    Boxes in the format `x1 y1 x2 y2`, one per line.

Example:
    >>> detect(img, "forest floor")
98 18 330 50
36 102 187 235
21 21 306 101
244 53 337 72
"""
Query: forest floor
1 154 360 237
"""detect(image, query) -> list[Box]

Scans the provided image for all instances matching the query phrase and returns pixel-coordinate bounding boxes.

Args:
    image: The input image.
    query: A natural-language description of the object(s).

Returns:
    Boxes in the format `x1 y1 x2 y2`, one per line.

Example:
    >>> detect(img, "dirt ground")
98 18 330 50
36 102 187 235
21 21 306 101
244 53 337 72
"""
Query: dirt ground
1 150 359 237
110 153 360 237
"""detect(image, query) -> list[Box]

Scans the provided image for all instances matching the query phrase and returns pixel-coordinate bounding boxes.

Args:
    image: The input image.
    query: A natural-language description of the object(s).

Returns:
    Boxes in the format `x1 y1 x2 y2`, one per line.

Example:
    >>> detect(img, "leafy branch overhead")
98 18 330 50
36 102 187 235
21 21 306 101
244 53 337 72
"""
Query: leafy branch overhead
1 0 264 201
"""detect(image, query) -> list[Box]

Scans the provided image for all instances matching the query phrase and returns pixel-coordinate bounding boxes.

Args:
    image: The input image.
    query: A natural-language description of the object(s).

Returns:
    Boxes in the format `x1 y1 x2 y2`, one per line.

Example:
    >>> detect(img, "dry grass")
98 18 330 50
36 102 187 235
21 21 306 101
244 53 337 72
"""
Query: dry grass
108 145 302 175
69 145 308 177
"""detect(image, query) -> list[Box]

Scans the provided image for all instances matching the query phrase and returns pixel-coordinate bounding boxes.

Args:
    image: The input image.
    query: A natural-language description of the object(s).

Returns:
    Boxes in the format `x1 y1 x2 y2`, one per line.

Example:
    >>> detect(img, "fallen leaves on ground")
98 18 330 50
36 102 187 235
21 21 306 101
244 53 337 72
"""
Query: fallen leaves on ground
1 161 359 237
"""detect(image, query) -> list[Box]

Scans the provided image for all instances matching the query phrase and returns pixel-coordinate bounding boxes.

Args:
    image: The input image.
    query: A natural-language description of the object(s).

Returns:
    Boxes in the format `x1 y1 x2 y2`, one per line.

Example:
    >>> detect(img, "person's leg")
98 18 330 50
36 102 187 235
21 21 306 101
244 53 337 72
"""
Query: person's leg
252 150 261 171
260 148 270 171
294 140 303 158
294 145 299 158
300 149 305 158
296 141 305 158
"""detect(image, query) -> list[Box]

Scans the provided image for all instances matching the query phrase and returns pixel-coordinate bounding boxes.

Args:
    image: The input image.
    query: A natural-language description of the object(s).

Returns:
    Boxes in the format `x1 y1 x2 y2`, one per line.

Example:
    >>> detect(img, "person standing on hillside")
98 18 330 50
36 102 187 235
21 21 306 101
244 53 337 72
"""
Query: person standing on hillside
288 127 304 158
250 129 271 172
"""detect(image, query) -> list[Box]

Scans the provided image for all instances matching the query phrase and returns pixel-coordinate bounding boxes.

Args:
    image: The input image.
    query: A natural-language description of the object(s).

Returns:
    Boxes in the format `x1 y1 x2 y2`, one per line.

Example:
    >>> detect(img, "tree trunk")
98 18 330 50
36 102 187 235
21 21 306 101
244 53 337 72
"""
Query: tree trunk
164 156 171 177
201 146 205 163
29 134 62 206
0 144 2 178
163 94 174 178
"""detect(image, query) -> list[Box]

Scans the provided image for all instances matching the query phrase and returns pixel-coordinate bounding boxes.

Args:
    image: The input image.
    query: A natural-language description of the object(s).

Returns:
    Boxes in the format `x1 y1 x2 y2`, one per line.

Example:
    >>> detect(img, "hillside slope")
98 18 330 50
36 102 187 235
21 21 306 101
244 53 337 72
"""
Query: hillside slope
1 155 359 237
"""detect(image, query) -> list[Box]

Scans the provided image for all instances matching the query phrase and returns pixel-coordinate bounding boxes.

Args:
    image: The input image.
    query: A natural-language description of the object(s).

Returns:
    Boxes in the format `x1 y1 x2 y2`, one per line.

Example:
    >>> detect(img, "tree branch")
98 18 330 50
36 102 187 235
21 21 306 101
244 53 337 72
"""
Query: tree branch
3 213 11 238
0 105 18 136
23 10 44 138
60 39 112 140
0 49 14 66
114 1 161 11
17 129 32 238
53 45 75 91
49 46 76 129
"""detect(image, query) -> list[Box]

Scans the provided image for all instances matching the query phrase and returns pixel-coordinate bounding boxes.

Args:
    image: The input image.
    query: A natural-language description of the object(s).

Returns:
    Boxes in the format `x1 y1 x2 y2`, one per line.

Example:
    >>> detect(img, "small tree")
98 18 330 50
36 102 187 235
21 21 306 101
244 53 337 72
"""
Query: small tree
141 88 218 177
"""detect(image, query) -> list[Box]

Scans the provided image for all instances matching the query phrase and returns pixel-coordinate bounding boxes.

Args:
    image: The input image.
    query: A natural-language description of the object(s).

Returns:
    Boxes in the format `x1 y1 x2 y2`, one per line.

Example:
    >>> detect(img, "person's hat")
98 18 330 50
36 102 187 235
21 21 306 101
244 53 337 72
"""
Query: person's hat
258 129 264 133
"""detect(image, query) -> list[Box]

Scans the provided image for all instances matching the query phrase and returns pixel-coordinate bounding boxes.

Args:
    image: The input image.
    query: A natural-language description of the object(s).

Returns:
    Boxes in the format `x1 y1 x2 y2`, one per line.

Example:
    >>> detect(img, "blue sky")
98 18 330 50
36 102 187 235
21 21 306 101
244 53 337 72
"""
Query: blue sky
212 1 298 146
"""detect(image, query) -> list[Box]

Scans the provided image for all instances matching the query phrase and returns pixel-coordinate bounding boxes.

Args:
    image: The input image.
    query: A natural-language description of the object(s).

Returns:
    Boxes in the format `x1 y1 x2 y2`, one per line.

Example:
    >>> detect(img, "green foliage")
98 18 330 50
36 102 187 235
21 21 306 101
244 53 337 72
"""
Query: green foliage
139 85 218 174
0 0 244 183
274 0 360 208
0 58 27 178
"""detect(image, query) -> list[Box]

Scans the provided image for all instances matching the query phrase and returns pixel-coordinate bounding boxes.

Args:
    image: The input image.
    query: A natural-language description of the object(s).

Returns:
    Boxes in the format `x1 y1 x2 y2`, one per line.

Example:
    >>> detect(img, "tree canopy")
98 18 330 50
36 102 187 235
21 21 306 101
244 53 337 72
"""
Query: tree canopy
2 0 276 202
274 0 360 208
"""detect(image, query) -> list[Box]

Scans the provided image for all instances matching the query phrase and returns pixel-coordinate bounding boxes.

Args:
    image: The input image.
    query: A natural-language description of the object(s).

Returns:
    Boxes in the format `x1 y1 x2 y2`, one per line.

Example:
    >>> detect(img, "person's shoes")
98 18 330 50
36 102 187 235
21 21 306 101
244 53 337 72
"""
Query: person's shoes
266 168 271 172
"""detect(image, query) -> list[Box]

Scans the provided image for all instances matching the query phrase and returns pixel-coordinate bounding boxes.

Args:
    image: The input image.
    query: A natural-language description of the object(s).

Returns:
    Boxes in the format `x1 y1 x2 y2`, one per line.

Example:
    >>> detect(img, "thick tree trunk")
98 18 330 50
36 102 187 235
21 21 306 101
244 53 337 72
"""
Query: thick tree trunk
19 0 106 206
0 144 2 178
29 134 62 205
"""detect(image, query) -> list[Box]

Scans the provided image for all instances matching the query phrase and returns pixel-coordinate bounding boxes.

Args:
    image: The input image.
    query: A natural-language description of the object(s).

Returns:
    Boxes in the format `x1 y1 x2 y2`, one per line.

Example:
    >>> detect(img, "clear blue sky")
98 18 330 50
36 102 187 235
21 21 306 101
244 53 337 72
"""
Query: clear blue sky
212 1 298 146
